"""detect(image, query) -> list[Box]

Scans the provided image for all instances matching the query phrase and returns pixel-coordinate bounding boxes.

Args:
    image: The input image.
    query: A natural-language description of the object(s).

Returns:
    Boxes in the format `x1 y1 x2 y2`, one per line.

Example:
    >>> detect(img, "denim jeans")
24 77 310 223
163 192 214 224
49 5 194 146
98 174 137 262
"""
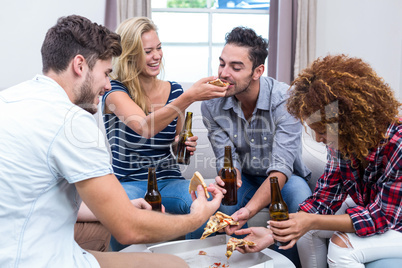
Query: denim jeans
110 178 205 251
219 173 312 268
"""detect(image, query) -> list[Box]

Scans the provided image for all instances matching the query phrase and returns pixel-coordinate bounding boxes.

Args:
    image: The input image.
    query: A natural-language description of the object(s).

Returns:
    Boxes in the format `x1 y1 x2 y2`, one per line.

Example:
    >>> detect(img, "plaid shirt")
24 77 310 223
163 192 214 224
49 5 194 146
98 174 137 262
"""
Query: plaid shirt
299 120 402 237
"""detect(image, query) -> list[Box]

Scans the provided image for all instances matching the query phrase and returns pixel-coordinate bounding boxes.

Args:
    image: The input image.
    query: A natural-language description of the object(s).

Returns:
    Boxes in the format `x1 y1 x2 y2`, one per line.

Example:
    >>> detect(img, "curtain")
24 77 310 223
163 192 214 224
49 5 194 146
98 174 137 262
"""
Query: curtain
294 0 317 78
104 0 151 31
268 0 298 85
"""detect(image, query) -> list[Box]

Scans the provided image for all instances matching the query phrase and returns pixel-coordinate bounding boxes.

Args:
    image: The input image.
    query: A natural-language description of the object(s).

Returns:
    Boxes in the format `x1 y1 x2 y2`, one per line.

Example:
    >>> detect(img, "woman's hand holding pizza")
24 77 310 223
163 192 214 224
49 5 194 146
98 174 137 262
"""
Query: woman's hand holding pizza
185 76 228 102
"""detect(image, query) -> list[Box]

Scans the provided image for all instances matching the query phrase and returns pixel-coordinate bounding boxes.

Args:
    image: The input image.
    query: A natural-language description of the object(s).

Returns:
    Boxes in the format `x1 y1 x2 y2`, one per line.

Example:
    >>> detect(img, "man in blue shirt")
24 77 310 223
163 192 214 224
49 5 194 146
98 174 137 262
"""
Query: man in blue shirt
201 26 311 267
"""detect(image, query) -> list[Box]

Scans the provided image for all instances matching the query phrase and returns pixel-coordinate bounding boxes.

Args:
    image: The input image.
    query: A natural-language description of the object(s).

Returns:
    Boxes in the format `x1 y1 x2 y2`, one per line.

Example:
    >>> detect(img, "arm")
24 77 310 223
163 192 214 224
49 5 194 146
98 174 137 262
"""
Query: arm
232 211 354 252
75 174 223 245
105 77 227 139
345 135 402 236
77 198 154 222
268 99 304 181
224 171 286 235
244 171 287 219
274 139 402 248
269 211 354 249
77 202 98 222
268 149 355 249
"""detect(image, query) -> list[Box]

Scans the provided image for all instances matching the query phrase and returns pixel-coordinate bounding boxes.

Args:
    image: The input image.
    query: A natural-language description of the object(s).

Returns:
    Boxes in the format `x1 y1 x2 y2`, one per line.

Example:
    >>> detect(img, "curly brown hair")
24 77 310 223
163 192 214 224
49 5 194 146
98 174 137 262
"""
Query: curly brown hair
287 54 401 161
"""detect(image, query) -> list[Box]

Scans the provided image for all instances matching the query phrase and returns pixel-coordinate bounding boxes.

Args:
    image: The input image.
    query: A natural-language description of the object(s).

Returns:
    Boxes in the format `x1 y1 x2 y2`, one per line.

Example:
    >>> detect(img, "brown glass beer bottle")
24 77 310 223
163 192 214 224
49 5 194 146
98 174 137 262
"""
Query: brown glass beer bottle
144 167 162 211
176 111 193 165
269 176 290 246
220 146 237 206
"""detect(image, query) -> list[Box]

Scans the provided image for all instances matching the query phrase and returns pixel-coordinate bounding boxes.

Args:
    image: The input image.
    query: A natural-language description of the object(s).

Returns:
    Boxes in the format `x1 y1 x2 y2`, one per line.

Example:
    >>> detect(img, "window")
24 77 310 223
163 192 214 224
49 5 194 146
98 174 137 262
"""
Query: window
152 0 270 83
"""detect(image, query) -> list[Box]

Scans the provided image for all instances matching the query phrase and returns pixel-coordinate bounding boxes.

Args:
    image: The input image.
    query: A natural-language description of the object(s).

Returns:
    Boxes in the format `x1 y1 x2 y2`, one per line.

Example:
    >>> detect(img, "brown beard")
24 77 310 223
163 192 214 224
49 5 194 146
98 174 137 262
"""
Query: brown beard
224 72 253 97
75 72 98 114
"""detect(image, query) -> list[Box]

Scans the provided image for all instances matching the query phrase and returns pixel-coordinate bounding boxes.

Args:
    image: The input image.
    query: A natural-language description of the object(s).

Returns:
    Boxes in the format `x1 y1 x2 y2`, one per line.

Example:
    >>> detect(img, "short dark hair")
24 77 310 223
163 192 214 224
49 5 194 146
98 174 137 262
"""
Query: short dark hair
225 27 268 70
41 15 121 74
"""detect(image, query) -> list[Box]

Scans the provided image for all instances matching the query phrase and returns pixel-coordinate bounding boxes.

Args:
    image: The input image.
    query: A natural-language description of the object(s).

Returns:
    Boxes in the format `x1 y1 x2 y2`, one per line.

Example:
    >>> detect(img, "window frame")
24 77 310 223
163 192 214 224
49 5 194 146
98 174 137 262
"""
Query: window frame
151 7 269 77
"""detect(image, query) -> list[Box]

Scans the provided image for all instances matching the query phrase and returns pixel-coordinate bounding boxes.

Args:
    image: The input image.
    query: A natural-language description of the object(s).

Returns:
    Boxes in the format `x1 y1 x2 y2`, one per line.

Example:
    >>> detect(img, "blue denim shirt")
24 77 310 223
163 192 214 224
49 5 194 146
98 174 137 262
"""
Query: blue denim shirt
201 76 311 180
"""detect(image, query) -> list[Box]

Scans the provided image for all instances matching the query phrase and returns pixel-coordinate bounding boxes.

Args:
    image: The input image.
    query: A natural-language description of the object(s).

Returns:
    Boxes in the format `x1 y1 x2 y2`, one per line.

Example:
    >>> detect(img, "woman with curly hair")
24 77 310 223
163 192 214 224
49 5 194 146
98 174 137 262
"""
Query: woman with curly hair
234 54 402 267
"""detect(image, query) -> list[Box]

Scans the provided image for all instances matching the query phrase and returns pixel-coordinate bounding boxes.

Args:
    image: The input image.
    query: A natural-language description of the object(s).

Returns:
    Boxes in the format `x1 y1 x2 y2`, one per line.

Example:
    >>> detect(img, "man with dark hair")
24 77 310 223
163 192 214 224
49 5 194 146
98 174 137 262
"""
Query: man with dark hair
201 26 311 266
0 15 222 267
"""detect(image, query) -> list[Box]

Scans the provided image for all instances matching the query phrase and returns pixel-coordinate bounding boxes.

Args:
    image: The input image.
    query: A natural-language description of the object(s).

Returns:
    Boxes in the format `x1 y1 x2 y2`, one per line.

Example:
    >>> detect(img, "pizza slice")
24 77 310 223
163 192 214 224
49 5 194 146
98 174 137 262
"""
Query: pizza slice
225 237 256 259
189 171 210 198
207 78 229 87
200 211 239 239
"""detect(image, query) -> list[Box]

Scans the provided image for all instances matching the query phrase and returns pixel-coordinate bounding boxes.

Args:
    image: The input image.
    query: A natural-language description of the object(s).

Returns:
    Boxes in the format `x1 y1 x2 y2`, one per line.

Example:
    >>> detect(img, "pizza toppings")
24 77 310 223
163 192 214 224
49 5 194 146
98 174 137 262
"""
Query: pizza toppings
209 263 229 268
198 250 207 255
225 237 256 259
201 211 239 239
199 211 255 261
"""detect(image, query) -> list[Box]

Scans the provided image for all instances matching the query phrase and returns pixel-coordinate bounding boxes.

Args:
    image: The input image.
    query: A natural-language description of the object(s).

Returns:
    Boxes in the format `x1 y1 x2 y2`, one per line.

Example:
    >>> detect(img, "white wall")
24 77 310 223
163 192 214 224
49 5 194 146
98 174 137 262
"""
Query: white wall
2 0 401 102
0 0 106 90
316 0 402 101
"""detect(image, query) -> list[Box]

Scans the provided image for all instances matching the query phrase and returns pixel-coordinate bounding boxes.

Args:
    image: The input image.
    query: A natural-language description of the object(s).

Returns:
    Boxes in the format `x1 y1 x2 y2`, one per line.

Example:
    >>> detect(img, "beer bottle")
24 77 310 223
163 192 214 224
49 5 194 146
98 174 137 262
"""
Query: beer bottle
176 111 193 165
144 167 162 211
269 176 290 246
220 146 237 206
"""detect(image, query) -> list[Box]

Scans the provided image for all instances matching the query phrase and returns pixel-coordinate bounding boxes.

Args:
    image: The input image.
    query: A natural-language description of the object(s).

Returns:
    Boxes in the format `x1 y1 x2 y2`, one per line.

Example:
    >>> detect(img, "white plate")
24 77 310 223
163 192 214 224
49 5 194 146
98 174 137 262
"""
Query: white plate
148 235 273 268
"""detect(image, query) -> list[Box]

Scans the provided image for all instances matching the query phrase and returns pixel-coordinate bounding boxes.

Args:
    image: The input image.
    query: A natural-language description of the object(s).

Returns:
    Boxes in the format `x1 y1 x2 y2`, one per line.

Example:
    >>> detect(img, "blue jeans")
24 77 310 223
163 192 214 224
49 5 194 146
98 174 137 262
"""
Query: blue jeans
220 173 312 268
110 178 205 251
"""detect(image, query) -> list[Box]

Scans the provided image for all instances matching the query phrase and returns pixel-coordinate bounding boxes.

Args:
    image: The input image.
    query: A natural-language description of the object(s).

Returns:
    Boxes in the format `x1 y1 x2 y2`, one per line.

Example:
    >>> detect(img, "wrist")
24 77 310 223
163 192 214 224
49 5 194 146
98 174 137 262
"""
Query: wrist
181 90 195 106
244 206 254 218
308 213 318 229
189 208 208 227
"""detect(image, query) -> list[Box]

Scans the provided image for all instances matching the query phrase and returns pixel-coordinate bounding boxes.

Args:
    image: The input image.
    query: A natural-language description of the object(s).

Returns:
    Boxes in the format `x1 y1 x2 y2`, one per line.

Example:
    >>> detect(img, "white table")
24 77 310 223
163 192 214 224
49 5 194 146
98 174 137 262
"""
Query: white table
122 235 295 268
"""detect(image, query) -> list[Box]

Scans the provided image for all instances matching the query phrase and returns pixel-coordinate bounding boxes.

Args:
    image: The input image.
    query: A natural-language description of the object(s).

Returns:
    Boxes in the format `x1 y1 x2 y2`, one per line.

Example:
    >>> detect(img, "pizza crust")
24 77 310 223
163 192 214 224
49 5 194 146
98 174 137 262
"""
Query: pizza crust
225 237 256 259
189 171 210 198
208 78 229 87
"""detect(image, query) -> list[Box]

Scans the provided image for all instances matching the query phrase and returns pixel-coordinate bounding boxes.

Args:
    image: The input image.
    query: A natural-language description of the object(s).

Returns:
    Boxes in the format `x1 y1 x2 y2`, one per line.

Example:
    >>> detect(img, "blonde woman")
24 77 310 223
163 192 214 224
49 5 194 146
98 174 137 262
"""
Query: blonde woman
102 17 227 250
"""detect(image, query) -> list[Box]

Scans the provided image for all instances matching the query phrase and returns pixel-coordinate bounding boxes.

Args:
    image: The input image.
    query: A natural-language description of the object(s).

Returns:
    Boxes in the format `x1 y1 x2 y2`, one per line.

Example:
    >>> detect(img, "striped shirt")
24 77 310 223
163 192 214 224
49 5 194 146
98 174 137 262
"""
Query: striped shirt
102 80 184 181
299 120 402 237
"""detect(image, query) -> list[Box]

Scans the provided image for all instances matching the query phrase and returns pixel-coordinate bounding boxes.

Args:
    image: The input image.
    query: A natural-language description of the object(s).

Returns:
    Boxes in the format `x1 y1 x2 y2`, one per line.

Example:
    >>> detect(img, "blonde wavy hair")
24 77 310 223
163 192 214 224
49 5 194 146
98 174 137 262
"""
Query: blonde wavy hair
111 17 163 113
287 54 401 161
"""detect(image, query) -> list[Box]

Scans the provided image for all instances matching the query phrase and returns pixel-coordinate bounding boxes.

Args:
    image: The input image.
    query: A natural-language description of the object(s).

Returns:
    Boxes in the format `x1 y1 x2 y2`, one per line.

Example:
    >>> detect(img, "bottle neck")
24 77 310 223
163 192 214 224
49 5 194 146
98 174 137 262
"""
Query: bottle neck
270 177 283 203
147 168 158 191
183 112 193 131
223 146 234 169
